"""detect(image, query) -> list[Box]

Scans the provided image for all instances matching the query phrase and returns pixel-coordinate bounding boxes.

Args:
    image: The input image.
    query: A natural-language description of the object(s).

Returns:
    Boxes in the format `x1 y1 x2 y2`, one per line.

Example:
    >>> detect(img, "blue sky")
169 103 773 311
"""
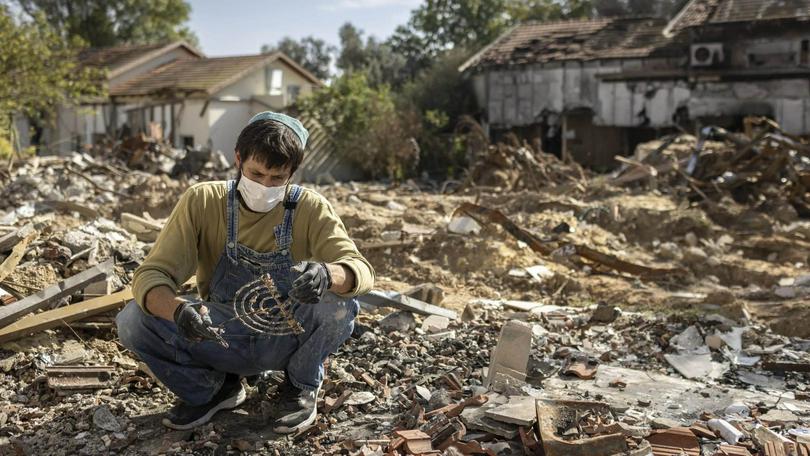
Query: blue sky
188 0 421 56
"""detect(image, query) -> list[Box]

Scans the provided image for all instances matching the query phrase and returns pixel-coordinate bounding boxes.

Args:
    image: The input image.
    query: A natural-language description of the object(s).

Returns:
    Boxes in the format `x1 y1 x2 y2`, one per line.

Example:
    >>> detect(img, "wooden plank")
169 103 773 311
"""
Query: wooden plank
0 288 132 344
0 260 114 328
0 230 36 282
0 223 35 253
358 290 458 320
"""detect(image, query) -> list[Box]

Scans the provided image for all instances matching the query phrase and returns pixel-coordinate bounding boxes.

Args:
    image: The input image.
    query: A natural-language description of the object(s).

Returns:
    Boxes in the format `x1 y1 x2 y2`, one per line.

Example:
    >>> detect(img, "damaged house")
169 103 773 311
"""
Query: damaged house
460 0 810 168
36 41 322 161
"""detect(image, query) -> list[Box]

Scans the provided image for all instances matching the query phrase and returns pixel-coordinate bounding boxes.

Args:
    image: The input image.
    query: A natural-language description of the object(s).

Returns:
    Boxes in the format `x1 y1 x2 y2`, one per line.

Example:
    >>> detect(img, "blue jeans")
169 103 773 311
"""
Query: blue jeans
116 293 358 406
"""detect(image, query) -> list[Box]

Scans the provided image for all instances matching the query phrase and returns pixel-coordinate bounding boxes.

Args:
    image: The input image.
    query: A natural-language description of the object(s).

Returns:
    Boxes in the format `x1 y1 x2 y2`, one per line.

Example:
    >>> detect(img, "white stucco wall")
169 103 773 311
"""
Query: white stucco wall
176 99 210 148
207 100 252 160
484 59 810 134
217 60 317 108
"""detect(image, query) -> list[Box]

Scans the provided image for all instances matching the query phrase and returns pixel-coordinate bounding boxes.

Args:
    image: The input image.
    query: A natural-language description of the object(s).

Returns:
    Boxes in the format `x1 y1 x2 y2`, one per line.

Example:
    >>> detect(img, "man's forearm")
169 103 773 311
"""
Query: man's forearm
326 263 355 294
145 285 186 321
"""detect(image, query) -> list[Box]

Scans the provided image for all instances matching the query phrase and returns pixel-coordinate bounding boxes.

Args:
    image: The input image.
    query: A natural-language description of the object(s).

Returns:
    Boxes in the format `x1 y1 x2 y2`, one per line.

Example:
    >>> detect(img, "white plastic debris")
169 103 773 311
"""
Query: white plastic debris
708 418 744 444
448 216 481 235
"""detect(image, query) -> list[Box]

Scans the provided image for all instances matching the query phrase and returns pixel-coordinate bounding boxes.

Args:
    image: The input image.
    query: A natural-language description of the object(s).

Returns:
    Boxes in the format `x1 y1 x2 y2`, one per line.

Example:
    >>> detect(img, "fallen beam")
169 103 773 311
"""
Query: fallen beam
0 288 132 344
357 290 457 320
0 230 37 283
0 223 35 253
0 260 114 328
457 203 683 278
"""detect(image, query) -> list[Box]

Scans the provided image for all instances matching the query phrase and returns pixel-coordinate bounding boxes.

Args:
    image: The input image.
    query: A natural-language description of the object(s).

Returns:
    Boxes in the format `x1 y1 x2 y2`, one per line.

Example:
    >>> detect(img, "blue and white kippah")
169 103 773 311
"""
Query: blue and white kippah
247 111 309 148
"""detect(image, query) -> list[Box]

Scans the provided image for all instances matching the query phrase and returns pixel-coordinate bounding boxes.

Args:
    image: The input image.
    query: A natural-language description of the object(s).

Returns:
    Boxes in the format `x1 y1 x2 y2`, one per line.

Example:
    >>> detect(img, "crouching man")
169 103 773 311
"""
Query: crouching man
116 112 374 433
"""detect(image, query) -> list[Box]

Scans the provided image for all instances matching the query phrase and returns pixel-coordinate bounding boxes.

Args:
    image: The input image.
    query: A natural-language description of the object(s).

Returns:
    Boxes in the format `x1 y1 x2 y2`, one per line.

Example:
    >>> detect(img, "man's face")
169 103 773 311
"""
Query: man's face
235 152 292 187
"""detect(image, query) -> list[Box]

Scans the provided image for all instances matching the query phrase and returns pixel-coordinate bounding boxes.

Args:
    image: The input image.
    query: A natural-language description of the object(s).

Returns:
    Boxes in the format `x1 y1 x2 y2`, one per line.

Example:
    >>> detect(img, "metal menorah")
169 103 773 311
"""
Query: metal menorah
214 273 305 338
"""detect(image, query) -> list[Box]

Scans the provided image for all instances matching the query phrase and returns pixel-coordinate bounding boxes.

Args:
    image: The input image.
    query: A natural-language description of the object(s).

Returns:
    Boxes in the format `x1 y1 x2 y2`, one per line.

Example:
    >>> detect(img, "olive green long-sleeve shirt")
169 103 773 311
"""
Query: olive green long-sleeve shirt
132 182 374 313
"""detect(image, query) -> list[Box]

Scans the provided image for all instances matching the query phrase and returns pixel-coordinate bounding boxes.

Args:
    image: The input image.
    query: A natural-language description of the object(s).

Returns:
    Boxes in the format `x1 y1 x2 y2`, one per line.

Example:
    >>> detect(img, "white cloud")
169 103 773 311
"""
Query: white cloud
322 0 420 10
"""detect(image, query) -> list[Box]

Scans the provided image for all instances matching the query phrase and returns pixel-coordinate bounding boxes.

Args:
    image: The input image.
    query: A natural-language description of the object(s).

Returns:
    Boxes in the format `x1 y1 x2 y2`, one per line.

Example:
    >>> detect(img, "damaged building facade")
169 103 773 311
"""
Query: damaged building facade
32 41 322 161
460 0 810 168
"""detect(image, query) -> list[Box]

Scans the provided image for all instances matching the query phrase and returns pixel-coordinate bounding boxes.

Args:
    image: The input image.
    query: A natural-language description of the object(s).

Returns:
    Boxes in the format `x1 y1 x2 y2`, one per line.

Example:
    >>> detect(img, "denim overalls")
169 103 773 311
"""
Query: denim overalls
117 181 359 406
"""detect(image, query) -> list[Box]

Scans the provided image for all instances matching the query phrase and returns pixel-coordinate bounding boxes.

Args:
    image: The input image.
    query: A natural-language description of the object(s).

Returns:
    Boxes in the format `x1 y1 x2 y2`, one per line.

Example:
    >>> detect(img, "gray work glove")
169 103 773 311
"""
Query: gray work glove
173 301 224 343
289 262 332 304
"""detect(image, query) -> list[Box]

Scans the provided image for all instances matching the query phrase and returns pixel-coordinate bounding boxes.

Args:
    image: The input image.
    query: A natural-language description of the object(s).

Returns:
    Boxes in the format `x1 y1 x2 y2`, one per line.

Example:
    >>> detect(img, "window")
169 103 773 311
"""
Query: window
801 39 809 65
266 68 283 96
181 135 194 148
287 84 301 103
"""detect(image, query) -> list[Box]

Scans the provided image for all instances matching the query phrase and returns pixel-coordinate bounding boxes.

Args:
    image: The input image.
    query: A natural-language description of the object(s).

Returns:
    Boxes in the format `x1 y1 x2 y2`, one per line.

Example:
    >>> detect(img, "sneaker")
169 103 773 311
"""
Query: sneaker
162 374 246 430
272 383 319 434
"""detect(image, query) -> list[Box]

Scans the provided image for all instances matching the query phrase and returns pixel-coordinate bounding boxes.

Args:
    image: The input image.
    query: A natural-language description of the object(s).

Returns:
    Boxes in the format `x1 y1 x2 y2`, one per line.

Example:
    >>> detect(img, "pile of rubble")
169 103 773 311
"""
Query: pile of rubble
612 117 810 219
0 118 808 455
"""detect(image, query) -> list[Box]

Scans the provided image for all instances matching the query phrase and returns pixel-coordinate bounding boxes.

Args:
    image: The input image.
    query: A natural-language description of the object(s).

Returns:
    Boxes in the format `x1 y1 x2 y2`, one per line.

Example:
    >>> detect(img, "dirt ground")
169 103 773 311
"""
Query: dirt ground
0 131 809 455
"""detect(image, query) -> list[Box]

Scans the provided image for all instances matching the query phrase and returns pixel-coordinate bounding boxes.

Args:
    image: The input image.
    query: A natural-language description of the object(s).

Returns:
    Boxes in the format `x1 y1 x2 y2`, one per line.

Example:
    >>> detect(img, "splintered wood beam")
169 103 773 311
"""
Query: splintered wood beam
0 260 114 328
0 288 132 344
457 203 683 278
0 223 35 253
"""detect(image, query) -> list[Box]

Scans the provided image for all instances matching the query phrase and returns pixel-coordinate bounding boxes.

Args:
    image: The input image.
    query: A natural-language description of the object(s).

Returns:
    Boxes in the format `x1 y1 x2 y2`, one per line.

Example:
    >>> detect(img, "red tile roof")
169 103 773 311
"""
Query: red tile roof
78 42 203 77
109 52 322 98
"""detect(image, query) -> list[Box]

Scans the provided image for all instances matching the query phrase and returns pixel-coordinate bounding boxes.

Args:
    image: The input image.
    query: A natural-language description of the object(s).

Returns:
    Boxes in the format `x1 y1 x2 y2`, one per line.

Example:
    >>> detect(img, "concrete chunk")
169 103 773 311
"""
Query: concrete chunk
485 396 537 426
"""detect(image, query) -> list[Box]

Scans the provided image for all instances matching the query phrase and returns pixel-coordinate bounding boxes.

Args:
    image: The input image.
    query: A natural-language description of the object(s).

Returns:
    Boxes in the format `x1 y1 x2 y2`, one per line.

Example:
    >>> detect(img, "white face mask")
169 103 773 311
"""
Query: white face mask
236 173 287 212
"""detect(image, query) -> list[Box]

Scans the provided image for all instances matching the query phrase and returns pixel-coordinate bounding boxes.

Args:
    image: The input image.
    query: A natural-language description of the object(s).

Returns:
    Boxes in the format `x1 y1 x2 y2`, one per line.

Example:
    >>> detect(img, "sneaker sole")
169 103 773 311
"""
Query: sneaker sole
162 386 246 430
272 406 317 434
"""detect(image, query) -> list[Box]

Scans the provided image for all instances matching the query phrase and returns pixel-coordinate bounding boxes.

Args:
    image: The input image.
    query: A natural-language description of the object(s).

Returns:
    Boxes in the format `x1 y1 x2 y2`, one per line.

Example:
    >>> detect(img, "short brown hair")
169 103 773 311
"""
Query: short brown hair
235 119 304 173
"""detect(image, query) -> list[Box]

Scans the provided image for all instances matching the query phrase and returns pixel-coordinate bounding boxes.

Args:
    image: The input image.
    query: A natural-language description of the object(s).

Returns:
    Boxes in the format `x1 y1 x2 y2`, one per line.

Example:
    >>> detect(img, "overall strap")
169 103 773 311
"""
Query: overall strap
226 180 239 261
274 185 304 252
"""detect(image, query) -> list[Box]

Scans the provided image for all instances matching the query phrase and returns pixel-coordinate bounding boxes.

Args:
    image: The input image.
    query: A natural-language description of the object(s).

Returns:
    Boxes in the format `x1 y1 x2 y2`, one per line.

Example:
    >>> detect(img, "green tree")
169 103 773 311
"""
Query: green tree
261 36 334 81
12 0 198 47
0 5 103 154
336 22 407 87
299 73 420 180
336 22 366 73
398 49 479 176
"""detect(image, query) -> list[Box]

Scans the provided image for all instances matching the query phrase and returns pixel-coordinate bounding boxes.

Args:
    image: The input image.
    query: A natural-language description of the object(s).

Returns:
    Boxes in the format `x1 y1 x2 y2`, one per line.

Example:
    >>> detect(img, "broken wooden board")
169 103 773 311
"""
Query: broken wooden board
0 287 132 344
120 212 163 242
0 230 37 283
46 365 116 394
0 223 35 253
457 203 684 278
358 290 457 320
0 260 114 328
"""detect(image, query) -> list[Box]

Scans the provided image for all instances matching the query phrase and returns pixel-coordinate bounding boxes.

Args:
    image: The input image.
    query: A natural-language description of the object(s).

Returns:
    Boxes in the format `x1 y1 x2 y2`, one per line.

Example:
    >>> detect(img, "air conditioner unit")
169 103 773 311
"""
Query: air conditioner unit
691 43 725 67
